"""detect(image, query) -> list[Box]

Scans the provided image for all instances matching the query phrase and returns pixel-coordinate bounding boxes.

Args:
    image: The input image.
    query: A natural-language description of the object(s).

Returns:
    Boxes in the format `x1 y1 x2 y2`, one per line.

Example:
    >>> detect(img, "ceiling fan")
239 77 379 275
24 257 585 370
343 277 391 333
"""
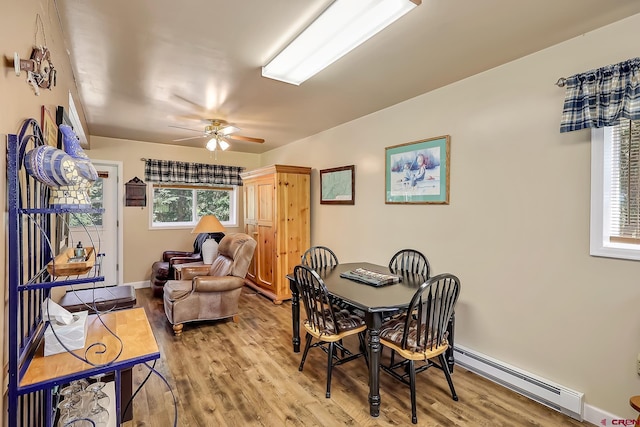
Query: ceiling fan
170 119 265 151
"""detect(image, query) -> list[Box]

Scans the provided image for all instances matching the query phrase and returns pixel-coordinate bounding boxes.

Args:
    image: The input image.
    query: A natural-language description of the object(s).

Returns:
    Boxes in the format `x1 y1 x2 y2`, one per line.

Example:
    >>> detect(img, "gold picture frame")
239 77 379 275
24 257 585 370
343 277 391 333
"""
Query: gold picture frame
41 105 58 148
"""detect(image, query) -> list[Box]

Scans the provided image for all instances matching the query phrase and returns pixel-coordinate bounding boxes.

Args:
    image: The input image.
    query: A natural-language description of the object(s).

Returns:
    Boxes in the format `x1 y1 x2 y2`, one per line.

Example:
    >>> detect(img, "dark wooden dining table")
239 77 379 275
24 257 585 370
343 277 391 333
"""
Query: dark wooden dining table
287 262 455 417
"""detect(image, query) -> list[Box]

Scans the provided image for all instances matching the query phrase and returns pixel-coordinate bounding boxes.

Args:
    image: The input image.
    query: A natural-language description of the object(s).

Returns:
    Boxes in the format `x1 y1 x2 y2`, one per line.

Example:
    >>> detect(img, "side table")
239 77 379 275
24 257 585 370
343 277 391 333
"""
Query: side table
173 261 208 280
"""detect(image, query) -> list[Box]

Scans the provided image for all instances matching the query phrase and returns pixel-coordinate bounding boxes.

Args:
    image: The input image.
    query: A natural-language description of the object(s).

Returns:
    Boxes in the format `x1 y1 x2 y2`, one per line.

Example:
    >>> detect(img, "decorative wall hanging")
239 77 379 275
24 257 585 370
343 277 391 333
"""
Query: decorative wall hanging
12 15 56 95
385 135 450 205
125 177 147 207
320 165 355 205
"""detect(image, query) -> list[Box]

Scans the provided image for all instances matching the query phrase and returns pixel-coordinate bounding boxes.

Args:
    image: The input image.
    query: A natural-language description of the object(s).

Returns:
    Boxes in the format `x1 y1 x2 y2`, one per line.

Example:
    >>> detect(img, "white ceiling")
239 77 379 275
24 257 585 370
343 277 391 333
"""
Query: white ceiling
56 0 640 154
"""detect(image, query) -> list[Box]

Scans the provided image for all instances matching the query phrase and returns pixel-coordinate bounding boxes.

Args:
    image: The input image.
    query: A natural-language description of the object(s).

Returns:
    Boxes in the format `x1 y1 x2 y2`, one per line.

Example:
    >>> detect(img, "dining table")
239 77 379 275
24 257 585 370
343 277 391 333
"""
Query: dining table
287 262 455 417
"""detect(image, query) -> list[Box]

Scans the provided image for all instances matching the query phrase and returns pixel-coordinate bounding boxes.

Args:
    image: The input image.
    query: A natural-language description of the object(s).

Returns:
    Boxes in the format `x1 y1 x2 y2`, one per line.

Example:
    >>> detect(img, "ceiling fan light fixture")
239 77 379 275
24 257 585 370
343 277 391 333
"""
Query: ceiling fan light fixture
262 0 420 85
205 136 231 152
206 138 218 151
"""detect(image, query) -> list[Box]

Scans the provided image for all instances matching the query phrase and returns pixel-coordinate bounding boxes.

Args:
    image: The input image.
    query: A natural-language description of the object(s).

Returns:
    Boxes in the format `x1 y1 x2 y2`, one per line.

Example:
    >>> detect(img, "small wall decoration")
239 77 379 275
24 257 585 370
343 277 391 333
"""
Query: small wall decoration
320 165 355 205
125 177 147 207
385 135 450 204
41 106 58 147
12 16 56 95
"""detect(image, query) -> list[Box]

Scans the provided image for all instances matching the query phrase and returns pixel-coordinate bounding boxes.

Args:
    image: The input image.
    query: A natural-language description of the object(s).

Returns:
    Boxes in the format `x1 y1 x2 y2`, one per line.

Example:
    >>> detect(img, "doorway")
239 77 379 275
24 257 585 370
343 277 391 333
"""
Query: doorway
68 161 123 287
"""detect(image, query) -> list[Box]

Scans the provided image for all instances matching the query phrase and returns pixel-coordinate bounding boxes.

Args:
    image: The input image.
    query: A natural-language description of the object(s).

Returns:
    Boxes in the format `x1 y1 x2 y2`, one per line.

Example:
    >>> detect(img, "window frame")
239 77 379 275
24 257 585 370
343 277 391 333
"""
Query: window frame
148 183 239 230
590 126 640 261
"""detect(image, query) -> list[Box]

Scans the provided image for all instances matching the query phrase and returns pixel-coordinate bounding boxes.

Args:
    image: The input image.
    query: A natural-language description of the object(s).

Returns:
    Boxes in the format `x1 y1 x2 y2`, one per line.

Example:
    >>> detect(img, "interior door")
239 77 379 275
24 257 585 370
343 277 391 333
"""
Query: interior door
68 162 120 287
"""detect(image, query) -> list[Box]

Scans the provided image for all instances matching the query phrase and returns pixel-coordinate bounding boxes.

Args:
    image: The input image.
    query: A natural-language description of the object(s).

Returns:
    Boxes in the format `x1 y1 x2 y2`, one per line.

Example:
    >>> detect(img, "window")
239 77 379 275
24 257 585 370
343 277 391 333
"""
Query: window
591 119 640 260
149 184 238 229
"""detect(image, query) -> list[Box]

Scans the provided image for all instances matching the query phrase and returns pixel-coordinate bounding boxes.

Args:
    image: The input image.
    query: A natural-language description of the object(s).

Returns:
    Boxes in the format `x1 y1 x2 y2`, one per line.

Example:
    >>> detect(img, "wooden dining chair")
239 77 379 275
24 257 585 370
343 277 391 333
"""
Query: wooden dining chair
388 248 430 278
301 246 353 314
293 264 368 398
301 246 339 269
385 249 432 328
379 273 461 424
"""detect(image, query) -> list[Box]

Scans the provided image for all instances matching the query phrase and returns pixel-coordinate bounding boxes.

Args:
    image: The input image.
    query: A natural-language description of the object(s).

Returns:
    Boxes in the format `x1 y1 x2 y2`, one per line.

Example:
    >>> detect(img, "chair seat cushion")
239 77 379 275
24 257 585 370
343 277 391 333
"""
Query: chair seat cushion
306 309 365 335
380 314 441 353
164 280 192 301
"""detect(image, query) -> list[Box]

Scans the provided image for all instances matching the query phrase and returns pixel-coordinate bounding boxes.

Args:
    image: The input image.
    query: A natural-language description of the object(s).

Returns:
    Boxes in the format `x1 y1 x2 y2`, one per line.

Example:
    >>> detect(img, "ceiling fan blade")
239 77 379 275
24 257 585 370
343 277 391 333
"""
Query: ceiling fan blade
173 135 205 142
218 125 240 135
226 134 265 143
169 125 202 133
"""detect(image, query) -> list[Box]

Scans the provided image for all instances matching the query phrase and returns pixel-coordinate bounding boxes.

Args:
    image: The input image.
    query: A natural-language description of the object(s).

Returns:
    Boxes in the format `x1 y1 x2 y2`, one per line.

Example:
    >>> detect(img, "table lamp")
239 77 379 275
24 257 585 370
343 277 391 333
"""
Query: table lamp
192 215 226 264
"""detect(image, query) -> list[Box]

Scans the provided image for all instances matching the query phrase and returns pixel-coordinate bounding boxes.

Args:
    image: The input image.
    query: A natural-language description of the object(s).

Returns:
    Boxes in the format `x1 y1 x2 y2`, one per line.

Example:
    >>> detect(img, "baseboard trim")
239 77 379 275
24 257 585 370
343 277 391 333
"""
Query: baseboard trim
583 403 625 426
125 281 150 289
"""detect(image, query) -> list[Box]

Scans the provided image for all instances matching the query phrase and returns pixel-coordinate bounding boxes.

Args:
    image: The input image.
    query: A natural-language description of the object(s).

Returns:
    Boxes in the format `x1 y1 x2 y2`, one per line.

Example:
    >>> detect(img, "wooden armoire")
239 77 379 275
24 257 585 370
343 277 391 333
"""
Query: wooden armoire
240 165 311 304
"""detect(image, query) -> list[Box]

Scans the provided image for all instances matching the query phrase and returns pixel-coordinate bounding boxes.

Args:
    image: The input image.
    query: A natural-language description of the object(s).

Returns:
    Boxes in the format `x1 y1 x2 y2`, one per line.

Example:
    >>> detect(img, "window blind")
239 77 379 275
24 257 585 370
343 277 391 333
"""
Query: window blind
609 119 640 243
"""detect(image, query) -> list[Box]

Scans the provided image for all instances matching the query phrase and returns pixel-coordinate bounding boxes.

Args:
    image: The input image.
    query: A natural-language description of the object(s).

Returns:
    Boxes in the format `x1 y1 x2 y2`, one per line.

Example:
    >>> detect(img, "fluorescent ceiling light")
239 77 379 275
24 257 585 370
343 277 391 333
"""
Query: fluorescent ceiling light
262 0 420 85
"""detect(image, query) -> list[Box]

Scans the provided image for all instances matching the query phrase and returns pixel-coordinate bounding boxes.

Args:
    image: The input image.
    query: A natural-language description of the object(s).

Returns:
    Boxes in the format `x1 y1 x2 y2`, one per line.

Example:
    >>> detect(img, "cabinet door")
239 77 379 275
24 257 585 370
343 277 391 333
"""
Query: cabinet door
244 182 258 282
255 178 275 289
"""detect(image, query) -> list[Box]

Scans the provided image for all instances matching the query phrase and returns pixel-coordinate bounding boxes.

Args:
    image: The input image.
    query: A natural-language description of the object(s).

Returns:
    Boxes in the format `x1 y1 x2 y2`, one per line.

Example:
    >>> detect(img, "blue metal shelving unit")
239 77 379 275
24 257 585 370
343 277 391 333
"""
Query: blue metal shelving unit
7 119 159 426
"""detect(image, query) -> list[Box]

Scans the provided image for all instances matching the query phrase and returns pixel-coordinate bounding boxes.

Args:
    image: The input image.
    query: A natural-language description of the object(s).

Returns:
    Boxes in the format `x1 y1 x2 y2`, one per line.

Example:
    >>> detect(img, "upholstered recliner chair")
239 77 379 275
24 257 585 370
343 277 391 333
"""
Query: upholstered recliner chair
163 233 257 336
150 232 224 297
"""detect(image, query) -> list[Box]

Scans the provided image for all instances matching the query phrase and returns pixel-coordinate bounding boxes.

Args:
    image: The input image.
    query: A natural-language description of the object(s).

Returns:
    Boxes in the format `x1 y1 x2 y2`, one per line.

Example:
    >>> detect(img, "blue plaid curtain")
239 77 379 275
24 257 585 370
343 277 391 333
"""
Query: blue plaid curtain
560 57 640 133
144 159 245 186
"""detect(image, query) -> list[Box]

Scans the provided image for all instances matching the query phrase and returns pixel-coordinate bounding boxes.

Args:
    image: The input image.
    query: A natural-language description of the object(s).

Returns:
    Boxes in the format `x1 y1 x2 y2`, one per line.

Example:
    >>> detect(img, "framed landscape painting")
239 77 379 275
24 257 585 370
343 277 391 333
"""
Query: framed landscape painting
320 165 355 205
385 135 450 204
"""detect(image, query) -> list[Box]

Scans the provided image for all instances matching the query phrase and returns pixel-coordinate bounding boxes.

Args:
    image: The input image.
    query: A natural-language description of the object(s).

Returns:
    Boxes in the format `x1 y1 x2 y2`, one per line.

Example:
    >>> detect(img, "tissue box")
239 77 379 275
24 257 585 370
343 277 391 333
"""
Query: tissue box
43 311 89 356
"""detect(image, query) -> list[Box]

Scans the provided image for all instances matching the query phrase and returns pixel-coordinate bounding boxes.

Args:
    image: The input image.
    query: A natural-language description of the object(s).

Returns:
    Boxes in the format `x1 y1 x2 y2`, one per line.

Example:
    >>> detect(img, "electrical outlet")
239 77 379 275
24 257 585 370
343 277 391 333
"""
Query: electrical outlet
636 353 640 375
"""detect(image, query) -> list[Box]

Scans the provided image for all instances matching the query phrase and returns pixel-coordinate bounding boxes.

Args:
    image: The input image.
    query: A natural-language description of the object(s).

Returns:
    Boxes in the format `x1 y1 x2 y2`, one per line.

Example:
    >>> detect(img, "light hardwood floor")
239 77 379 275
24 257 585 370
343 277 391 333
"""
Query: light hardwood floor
124 287 593 427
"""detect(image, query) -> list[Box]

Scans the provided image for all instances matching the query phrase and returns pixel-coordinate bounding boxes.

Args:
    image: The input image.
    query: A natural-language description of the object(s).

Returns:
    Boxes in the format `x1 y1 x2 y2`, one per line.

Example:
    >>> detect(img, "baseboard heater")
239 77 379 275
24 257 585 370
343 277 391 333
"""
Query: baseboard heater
453 345 584 421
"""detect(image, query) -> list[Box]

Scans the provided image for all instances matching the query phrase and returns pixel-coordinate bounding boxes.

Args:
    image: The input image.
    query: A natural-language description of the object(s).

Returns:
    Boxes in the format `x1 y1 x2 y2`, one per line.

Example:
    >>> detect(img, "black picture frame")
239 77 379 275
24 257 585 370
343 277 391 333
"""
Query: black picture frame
56 105 72 149
320 165 355 205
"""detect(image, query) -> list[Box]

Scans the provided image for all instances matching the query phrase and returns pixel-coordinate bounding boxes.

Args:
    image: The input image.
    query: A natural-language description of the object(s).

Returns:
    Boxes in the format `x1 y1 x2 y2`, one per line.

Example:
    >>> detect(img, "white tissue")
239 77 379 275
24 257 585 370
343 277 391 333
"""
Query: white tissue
42 298 75 325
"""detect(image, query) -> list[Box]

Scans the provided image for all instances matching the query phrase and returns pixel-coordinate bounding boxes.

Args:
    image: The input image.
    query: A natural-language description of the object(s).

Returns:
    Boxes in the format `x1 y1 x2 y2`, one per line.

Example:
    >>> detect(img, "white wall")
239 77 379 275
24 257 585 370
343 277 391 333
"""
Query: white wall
262 13 640 419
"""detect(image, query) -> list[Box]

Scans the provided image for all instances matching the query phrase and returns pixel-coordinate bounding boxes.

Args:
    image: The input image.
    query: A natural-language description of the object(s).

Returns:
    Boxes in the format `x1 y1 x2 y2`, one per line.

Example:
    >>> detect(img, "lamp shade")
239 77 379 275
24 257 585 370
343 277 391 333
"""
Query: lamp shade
191 215 225 234
192 215 226 264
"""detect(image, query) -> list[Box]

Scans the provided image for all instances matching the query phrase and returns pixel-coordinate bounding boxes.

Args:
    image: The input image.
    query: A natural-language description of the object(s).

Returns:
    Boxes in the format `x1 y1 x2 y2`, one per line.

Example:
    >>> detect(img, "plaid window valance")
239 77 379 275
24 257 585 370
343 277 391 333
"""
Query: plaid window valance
144 159 245 186
560 57 640 133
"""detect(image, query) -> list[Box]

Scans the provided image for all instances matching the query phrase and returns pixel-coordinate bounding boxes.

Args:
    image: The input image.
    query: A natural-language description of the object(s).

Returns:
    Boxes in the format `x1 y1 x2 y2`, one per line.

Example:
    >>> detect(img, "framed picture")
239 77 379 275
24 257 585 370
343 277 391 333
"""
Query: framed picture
320 165 355 205
385 135 450 204
56 105 73 149
41 106 58 147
